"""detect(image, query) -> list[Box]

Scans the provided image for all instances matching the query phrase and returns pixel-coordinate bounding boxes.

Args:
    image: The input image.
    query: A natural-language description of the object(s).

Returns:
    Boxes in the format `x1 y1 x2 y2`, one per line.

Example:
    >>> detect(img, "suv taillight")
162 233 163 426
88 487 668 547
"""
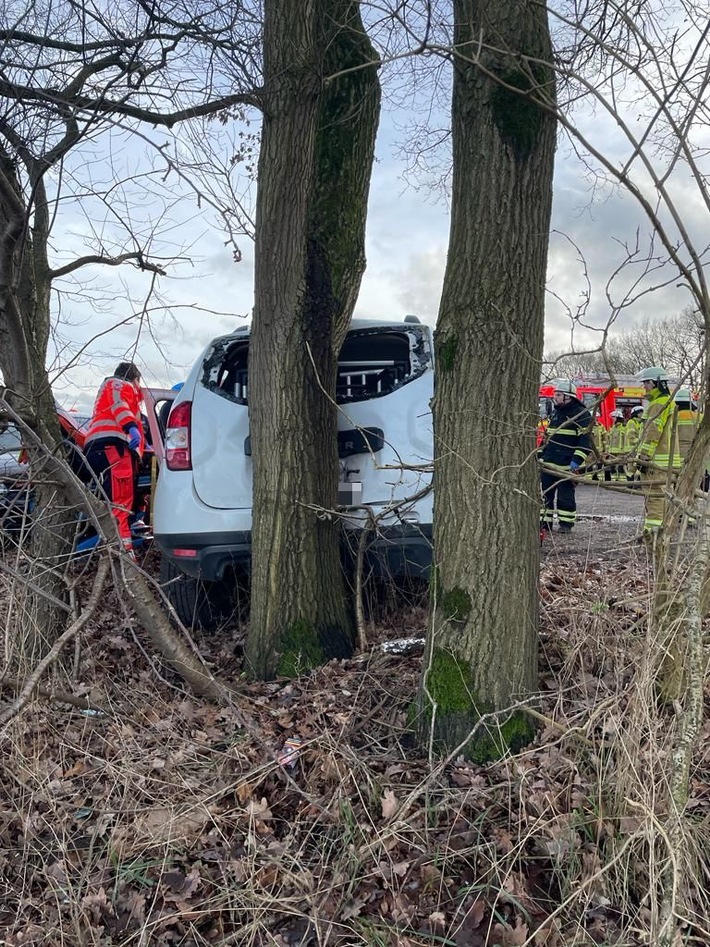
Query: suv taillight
165 400 192 471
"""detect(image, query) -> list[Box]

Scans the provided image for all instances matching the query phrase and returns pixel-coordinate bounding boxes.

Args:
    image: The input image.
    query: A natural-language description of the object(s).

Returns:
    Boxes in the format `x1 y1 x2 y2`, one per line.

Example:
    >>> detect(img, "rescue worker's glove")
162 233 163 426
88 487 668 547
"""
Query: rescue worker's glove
569 460 581 473
127 425 141 451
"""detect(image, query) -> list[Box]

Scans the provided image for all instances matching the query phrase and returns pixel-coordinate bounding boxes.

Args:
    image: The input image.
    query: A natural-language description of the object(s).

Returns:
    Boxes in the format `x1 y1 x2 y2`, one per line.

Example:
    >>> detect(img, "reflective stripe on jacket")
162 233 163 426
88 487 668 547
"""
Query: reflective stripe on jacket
84 377 144 456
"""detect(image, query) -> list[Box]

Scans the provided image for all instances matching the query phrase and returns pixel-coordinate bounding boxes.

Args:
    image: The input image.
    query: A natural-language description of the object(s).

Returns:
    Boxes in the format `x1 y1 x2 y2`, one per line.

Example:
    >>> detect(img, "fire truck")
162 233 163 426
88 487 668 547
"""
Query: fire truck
539 375 646 429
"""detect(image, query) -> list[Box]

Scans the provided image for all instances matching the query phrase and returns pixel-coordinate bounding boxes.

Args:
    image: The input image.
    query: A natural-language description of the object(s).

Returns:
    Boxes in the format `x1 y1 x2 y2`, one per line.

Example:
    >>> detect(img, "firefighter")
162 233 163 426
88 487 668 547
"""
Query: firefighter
84 361 145 556
590 410 607 481
539 379 593 533
674 388 699 463
536 416 549 448
606 409 627 481
633 366 682 537
624 404 644 481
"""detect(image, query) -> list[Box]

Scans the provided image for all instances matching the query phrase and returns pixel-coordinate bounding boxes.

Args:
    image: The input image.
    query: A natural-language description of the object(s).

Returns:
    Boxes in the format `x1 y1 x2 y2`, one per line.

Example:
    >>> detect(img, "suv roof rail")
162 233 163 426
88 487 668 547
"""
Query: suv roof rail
404 314 421 324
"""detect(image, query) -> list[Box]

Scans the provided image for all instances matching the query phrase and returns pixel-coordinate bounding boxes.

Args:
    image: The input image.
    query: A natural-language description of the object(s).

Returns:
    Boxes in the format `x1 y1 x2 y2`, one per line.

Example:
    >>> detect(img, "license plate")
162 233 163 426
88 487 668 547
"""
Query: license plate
338 481 362 506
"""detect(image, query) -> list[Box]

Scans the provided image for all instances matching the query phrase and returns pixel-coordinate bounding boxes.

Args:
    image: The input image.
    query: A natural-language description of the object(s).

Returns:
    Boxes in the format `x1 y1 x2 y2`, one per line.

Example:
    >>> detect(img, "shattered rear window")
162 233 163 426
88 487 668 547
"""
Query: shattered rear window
201 326 432 407
336 328 431 403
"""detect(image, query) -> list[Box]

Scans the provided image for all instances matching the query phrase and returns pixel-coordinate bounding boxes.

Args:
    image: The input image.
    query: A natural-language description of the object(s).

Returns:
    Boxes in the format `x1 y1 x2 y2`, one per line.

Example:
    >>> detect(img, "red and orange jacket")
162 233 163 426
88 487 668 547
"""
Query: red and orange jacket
84 377 144 457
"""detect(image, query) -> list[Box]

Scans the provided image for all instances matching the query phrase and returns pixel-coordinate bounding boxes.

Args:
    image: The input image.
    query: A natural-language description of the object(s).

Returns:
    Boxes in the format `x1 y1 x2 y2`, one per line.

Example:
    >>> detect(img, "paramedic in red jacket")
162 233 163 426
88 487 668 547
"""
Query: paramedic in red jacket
84 361 144 554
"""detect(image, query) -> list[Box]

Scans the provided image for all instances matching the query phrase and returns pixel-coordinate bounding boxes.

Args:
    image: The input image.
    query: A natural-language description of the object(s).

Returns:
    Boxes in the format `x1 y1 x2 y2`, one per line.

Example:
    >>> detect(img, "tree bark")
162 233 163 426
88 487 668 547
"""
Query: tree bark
0 148 74 667
246 0 380 680
419 0 557 760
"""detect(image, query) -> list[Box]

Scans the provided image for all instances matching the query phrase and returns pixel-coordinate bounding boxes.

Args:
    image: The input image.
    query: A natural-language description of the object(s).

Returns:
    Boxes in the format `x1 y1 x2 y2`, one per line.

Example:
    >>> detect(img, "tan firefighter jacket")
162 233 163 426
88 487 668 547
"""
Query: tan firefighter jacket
607 420 627 457
676 407 700 462
624 416 643 454
637 391 682 470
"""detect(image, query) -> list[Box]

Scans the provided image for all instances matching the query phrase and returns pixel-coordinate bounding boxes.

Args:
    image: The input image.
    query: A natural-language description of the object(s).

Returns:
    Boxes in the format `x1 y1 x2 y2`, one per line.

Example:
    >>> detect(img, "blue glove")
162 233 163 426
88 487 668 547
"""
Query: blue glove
127 425 141 451
569 460 581 473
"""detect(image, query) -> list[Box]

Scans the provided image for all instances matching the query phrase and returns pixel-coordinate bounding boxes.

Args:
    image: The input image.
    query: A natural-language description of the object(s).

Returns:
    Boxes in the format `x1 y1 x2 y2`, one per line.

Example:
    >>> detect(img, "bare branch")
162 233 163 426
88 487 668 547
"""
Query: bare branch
50 250 168 280
0 78 264 123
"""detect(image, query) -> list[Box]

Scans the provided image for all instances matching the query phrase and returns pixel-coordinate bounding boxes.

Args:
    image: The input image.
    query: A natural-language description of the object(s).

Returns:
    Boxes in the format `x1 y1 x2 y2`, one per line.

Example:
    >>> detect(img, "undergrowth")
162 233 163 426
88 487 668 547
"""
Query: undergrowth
0 544 709 946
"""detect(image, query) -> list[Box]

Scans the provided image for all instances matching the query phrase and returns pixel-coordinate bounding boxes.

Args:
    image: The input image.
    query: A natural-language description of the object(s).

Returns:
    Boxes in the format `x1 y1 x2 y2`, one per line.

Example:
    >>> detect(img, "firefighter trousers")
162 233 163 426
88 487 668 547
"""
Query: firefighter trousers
84 441 136 552
640 469 674 533
541 470 577 530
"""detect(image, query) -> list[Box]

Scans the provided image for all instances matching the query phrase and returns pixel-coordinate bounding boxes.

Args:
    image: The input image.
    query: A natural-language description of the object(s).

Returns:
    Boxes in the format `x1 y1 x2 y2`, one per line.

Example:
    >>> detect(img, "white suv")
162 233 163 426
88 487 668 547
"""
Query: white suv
154 317 434 627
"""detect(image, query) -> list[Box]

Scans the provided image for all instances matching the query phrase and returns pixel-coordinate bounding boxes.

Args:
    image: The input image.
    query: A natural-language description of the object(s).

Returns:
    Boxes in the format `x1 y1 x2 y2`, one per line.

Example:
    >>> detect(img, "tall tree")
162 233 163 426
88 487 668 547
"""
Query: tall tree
419 0 556 759
245 0 381 680
0 0 257 662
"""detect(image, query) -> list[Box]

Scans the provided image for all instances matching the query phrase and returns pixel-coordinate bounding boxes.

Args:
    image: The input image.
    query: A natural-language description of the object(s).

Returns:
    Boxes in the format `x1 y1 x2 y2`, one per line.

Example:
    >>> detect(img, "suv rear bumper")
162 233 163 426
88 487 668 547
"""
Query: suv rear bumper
354 523 433 578
156 531 251 581
157 523 433 583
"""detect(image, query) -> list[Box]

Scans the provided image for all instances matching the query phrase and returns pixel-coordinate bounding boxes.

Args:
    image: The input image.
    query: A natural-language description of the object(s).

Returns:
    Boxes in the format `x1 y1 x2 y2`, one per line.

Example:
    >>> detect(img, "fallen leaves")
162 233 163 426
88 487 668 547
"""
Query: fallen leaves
381 788 398 820
1 546 708 946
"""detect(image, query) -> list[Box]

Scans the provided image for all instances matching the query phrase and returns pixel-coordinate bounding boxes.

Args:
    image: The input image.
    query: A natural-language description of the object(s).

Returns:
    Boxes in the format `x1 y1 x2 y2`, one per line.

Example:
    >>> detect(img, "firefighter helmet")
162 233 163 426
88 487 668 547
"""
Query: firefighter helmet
630 404 644 415
610 409 624 419
636 365 669 383
553 379 577 397
674 388 691 403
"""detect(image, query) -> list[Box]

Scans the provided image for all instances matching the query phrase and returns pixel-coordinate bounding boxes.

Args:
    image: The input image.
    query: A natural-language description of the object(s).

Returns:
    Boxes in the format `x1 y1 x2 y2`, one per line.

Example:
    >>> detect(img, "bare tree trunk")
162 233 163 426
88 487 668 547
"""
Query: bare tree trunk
418 0 557 760
0 149 74 667
246 0 380 680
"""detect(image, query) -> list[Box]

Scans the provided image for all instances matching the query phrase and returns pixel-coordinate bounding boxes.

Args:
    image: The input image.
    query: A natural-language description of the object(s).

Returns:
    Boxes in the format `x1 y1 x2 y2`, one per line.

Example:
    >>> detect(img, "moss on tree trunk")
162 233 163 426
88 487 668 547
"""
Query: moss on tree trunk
418 0 556 761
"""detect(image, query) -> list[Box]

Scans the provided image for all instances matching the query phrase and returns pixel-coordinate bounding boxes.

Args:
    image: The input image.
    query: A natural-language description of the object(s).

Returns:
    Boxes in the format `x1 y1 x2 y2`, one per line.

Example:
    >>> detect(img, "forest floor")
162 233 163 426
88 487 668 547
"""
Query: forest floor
1 484 709 946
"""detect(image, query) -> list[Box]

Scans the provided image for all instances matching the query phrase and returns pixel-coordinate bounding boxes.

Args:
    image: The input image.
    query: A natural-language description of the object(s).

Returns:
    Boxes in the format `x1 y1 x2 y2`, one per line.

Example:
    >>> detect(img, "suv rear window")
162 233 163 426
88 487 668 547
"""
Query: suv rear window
202 327 431 407
211 340 249 403
336 331 412 402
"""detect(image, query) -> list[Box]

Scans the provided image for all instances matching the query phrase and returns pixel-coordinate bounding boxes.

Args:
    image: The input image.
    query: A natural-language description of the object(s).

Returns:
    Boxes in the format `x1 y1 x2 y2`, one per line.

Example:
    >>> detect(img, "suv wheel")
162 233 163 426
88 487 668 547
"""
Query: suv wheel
159 557 244 631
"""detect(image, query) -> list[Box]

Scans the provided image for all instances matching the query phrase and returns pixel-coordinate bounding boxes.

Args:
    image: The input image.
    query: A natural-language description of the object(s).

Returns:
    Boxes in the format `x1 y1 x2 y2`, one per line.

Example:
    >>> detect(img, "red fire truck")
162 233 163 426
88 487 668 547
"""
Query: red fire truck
539 375 646 429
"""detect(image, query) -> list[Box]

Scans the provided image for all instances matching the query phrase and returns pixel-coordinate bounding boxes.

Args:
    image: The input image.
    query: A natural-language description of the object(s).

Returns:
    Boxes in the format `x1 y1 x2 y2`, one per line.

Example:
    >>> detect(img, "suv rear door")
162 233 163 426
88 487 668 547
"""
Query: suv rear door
187 322 433 514
335 324 433 521
142 387 178 466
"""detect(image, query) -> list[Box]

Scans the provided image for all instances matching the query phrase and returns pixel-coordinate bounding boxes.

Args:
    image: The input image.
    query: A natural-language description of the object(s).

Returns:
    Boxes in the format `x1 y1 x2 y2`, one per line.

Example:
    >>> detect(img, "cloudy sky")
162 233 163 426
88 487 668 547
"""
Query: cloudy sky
45 18 706 413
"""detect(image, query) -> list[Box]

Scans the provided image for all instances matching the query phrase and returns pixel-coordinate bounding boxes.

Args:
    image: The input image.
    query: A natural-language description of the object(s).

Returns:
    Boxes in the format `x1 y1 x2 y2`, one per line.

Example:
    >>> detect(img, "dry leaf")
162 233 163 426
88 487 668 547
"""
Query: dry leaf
247 797 273 820
341 898 366 920
235 781 254 802
491 918 529 946
391 860 410 877
534 918 563 946
381 789 398 820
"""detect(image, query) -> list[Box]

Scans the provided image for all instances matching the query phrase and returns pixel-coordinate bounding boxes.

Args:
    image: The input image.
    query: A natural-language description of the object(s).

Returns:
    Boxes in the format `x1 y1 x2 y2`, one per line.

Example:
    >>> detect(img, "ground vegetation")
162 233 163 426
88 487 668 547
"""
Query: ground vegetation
2 502 709 946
